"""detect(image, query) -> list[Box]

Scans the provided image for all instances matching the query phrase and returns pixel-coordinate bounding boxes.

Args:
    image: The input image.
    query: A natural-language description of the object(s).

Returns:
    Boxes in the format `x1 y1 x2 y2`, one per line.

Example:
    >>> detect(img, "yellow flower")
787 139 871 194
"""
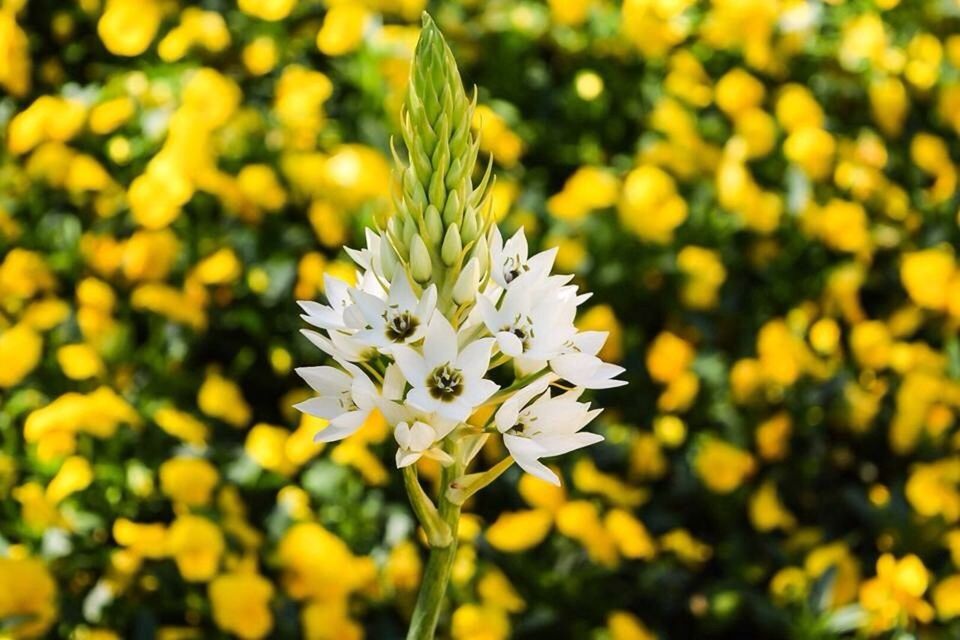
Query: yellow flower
607 610 657 640
193 248 242 285
301 600 363 640
547 167 620 221
859 554 934 633
97 0 161 57
658 528 711 566
715 69 765 116
901 246 955 311
486 509 553 553
317 4 370 56
198 370 251 428
243 37 278 76
209 571 275 640
0 9 30 97
166 515 224 582
605 509 656 560
850 320 892 370
159 457 219 507
113 518 168 558
755 413 791 461
89 97 135 135
749 481 796 532
548 0 594 26
621 0 693 58
244 424 295 475
131 284 207 330
556 501 619 567
574 458 647 508
619 165 688 243
385 540 422 592
277 523 374 601
0 248 56 299
869 77 908 137
805 542 860 608
905 459 960 523
694 436 755 494
0 557 57 637
0 323 42 388
238 0 296 21
769 567 809 603
57 343 104 380
677 246 726 309
46 455 93 504
646 331 694 384
478 568 526 613
451 603 510 640
933 575 960 620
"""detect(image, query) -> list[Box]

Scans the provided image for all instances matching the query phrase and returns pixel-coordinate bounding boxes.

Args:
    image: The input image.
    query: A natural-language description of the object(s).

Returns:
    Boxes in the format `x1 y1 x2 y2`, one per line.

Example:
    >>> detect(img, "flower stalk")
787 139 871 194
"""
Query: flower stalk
294 11 625 640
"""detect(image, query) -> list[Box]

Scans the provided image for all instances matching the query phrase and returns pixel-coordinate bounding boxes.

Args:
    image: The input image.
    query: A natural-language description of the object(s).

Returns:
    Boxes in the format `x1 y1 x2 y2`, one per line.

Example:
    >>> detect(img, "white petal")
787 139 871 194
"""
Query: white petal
393 346 428 387
534 432 604 457
406 387 441 415
294 396 345 420
457 338 495 381
496 331 524 357
382 363 406 401
295 366 351 393
503 434 559 486
313 409 369 442
423 314 459 368
396 450 422 468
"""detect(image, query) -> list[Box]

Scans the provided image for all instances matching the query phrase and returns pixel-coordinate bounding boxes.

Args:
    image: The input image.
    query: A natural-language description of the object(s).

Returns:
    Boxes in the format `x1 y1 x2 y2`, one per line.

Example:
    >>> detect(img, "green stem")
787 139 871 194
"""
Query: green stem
406 455 462 640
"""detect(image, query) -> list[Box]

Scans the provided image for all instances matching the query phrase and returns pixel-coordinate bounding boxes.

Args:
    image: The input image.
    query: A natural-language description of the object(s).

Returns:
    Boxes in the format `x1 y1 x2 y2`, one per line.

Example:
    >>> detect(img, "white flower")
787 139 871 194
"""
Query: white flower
489 227 558 290
293 361 381 442
393 314 499 422
394 420 455 468
477 270 580 372
351 273 437 351
297 274 358 332
549 331 627 389
495 376 603 485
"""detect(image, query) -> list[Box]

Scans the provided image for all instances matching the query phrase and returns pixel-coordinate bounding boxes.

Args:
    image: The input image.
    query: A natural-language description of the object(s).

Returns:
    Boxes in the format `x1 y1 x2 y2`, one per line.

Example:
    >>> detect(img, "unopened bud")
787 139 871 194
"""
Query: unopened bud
441 224 462 267
410 235 433 283
453 257 479 304
425 205 443 247
380 236 400 280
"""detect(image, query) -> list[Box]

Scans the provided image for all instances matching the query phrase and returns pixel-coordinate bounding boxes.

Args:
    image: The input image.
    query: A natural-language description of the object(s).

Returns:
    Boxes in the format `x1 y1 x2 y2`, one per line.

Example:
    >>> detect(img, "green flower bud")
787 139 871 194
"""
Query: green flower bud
453 257 480 305
381 238 400 281
410 235 433 283
425 205 443 248
441 224 463 267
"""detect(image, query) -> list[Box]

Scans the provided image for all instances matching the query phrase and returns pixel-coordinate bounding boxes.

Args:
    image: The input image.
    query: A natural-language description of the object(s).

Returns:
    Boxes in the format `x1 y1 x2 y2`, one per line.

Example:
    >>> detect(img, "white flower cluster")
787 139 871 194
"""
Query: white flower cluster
294 227 625 486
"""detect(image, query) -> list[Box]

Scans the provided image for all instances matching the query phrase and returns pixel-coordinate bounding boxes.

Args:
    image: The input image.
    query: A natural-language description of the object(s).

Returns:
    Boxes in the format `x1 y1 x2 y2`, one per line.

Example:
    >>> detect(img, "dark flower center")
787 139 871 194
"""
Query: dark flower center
384 309 418 342
428 363 464 401
503 255 528 284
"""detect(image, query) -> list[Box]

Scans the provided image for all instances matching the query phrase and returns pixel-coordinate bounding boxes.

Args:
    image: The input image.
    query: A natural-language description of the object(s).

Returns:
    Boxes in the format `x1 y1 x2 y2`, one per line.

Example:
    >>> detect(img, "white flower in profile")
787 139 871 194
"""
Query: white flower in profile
293 361 381 442
394 420 455 468
495 376 603 485
297 274 357 332
393 314 499 422
489 227 558 290
351 273 437 351
550 331 627 389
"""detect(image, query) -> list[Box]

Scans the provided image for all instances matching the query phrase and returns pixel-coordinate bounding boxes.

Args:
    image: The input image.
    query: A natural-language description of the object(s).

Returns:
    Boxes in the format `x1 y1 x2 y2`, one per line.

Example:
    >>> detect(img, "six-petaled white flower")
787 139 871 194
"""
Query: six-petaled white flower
392 315 499 422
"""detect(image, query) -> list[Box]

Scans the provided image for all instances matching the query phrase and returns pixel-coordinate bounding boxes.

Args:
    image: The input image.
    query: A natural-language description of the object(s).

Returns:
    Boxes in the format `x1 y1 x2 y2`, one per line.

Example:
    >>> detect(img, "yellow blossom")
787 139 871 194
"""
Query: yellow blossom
159 457 219 507
694 436 755 494
166 515 224 582
209 571 274 640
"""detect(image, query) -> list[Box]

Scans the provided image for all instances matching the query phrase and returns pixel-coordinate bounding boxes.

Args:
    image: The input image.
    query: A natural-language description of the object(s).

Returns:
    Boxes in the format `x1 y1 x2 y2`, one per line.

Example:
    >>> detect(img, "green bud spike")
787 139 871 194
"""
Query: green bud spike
441 224 462 267
410 235 433 283
381 238 400 281
385 12 497 313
